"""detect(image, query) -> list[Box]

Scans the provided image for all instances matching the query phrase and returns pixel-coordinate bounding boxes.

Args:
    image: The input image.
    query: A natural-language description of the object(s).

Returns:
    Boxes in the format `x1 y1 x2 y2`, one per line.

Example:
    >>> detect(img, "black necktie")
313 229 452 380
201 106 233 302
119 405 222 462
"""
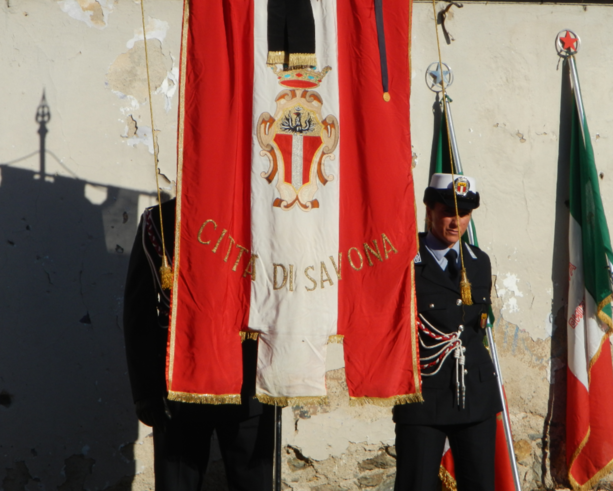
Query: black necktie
445 249 458 282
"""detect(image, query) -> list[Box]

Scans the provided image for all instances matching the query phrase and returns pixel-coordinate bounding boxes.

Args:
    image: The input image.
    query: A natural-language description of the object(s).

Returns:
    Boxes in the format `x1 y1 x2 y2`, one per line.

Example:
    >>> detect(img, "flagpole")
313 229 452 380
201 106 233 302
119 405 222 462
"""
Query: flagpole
426 62 520 491
555 30 584 143
443 97 479 246
273 406 282 491
436 73 522 491
567 56 587 145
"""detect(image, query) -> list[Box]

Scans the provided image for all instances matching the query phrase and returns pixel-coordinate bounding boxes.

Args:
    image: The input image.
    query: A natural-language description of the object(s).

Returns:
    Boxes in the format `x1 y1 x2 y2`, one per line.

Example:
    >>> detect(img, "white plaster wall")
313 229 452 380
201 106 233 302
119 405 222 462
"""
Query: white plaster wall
411 1 613 342
1 1 613 490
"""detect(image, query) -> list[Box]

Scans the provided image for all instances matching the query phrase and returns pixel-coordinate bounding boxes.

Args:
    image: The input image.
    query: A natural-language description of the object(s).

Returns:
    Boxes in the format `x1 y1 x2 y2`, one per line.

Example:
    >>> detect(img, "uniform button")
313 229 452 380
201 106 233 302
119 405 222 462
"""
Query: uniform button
483 297 487 301
456 299 462 306
458 324 464 331
429 303 435 308
464 369 468 374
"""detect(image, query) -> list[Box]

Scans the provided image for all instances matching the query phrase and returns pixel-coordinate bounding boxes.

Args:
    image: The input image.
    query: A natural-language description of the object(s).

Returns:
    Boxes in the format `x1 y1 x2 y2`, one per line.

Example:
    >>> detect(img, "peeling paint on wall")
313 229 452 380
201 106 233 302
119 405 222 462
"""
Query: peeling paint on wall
2 461 34 491
122 115 155 155
497 272 524 314
127 17 169 49
57 454 94 491
157 65 179 112
57 0 113 29
283 369 394 462
107 40 171 103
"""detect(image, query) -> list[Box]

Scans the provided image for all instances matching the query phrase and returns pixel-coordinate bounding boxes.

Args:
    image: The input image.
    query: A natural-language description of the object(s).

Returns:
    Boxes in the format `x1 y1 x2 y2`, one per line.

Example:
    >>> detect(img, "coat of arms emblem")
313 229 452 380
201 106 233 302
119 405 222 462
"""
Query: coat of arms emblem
257 66 339 211
454 176 469 196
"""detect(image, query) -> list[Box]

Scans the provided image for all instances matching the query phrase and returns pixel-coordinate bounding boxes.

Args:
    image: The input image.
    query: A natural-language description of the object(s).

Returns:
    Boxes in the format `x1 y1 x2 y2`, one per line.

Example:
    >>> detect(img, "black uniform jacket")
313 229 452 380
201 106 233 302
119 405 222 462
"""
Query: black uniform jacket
393 233 502 425
123 199 262 417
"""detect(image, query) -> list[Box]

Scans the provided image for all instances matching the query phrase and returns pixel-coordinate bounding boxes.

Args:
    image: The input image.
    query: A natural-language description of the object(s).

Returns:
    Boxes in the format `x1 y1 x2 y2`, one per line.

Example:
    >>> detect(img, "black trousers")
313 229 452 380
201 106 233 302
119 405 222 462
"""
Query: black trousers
394 415 497 491
153 402 274 491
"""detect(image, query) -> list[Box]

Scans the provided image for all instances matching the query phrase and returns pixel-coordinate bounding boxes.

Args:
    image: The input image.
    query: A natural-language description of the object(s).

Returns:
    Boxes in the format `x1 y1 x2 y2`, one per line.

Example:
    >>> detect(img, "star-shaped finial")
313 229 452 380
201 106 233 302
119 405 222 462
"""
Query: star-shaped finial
560 30 578 52
425 62 454 92
428 63 449 86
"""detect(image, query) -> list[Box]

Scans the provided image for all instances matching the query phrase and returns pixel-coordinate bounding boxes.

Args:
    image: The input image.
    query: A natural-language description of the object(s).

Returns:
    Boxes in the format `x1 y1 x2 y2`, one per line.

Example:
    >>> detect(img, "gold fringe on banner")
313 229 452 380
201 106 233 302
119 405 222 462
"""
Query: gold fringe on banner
168 391 242 405
256 394 329 407
240 331 260 342
597 293 613 331
288 52 317 68
349 393 424 407
439 465 457 491
569 457 613 491
267 50 286 65
328 334 344 344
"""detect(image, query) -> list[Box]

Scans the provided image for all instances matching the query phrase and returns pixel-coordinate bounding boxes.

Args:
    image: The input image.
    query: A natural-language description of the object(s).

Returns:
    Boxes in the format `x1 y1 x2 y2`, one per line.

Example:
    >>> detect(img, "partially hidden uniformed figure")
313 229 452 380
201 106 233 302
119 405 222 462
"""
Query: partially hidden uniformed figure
393 174 502 491
123 198 274 491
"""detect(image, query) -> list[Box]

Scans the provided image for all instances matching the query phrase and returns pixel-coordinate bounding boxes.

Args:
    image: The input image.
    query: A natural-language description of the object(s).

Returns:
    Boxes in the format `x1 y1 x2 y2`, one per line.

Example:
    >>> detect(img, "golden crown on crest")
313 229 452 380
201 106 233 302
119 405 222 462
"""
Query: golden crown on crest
271 65 331 90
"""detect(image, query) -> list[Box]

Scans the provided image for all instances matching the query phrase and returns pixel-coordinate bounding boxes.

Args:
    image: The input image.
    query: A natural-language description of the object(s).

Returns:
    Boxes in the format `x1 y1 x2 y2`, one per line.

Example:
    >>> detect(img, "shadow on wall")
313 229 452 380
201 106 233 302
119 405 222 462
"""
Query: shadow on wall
543 58 572 489
0 93 155 488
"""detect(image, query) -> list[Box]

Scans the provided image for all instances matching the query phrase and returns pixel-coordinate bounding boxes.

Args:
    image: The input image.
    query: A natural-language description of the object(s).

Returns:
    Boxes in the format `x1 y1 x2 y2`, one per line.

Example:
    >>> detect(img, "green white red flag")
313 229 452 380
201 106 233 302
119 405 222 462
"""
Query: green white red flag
566 57 613 491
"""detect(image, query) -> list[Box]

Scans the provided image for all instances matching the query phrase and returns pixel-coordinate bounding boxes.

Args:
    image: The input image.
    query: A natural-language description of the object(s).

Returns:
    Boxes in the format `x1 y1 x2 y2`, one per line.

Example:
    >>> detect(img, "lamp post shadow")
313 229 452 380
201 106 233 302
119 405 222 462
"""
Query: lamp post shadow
0 91 156 488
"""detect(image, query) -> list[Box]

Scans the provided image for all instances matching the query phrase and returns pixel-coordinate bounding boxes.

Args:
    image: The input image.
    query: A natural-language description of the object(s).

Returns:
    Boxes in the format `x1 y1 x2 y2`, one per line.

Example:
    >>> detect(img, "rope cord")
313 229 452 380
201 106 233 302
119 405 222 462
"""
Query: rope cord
418 316 461 374
139 0 172 287
429 0 472 304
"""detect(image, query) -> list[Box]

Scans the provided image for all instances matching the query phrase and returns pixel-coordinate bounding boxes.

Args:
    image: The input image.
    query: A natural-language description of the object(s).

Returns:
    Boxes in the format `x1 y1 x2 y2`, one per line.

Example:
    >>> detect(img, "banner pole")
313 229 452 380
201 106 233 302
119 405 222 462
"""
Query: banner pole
444 97 522 491
273 406 282 490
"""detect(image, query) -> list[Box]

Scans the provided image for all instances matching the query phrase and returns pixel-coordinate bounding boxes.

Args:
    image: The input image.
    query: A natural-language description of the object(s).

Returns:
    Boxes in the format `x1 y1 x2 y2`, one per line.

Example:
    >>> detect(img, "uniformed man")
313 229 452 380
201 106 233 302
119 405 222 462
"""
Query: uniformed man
123 198 274 491
393 174 502 491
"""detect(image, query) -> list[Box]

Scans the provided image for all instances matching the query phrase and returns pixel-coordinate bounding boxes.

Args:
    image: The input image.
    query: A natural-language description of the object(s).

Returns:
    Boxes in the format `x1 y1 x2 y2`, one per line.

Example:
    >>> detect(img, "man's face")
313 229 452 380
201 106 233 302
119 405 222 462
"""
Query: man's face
426 202 472 247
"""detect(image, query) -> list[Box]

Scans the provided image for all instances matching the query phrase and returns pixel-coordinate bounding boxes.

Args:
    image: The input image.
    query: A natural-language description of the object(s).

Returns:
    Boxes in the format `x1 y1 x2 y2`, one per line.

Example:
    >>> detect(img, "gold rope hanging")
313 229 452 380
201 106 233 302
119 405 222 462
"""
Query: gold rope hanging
430 0 472 305
140 0 173 290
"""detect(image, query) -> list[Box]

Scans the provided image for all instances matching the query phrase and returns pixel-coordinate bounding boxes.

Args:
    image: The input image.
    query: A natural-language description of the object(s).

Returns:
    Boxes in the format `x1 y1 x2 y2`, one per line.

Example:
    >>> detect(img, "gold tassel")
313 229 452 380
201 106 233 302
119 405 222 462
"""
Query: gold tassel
460 268 473 306
159 257 173 290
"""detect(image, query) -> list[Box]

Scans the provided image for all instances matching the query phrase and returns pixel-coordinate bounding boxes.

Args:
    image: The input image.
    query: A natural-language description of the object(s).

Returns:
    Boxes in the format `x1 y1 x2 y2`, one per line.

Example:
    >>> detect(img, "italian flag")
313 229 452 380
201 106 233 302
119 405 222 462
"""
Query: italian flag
166 0 421 406
566 58 613 491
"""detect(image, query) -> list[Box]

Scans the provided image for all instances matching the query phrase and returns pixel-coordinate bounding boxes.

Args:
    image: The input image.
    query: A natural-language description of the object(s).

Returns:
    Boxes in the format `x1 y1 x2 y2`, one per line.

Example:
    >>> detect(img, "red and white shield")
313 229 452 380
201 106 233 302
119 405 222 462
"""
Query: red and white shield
257 87 339 211
275 134 322 192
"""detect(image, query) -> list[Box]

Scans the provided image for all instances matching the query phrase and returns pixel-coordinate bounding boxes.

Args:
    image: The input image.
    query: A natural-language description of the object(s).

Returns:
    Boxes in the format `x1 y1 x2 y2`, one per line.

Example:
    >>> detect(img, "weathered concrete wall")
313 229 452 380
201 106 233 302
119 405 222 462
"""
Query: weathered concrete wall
0 1 181 489
2 1 613 490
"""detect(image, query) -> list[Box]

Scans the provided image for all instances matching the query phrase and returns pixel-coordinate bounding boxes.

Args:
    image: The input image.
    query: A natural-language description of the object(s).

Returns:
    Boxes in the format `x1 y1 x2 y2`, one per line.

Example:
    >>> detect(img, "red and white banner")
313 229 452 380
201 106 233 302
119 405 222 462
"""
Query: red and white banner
167 0 420 406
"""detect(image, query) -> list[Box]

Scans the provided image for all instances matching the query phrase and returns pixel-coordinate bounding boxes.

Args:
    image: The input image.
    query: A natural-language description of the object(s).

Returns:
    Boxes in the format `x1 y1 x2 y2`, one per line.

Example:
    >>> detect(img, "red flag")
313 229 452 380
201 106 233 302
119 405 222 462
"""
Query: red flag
167 0 420 406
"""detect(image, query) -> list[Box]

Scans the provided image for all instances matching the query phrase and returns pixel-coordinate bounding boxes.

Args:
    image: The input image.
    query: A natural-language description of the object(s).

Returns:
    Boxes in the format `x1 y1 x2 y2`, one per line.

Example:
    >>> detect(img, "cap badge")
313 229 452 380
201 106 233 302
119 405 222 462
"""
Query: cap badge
454 176 469 196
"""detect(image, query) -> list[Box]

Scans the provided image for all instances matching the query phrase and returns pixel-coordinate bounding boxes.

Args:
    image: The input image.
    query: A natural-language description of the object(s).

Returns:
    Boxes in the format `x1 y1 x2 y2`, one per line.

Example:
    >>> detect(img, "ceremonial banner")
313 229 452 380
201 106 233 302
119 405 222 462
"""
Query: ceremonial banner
168 0 420 405
433 109 516 491
566 62 613 490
